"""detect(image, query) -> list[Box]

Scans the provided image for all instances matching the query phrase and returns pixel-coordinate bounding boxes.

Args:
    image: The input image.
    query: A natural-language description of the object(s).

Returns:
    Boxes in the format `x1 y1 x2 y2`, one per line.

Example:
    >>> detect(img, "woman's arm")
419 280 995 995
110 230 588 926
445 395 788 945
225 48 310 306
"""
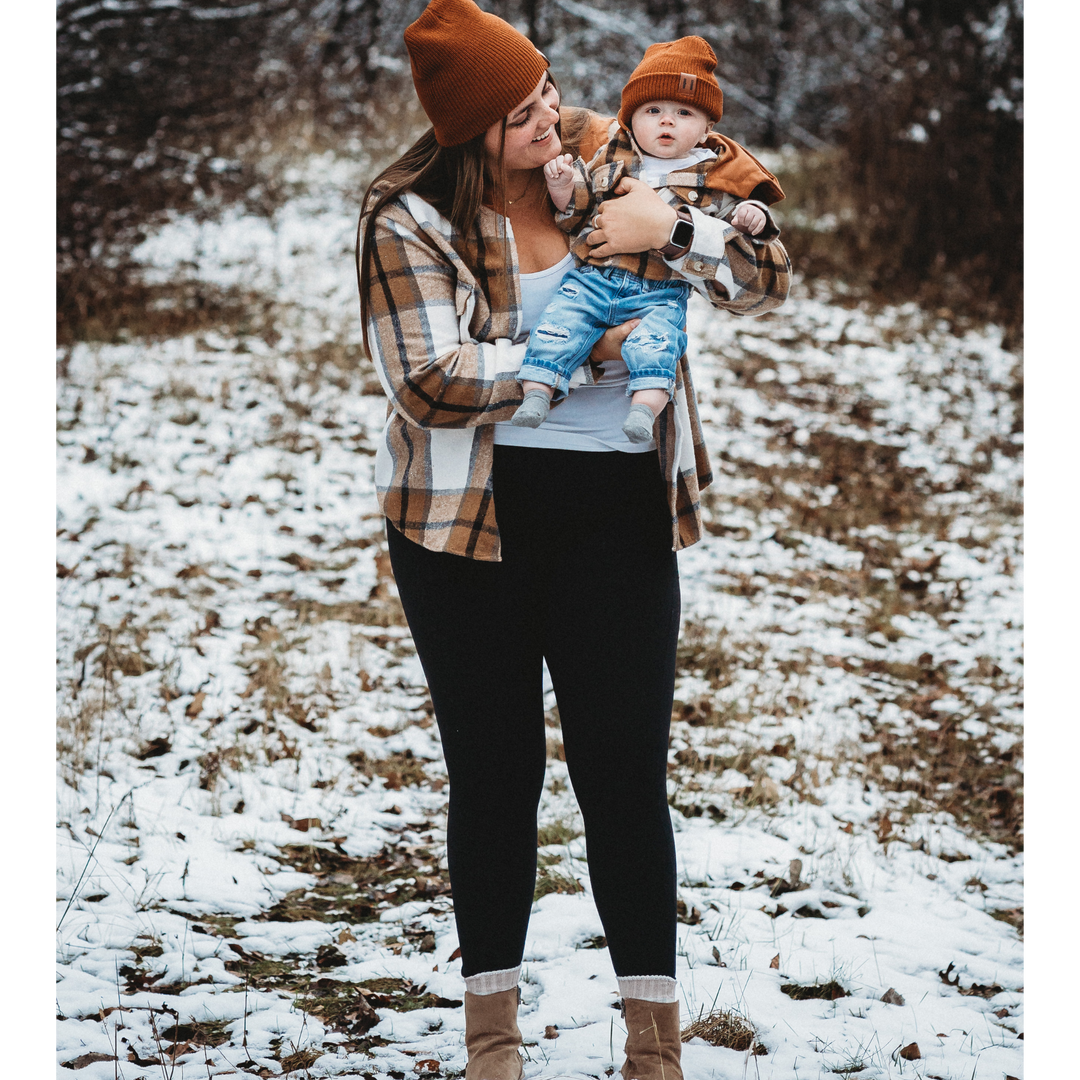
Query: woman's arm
365 201 525 429
585 177 791 316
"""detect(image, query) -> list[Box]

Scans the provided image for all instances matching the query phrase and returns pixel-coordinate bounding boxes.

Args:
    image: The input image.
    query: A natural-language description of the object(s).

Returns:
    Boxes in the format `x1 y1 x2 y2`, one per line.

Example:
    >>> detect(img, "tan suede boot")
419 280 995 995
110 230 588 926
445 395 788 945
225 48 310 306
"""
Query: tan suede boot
620 998 683 1080
464 987 524 1080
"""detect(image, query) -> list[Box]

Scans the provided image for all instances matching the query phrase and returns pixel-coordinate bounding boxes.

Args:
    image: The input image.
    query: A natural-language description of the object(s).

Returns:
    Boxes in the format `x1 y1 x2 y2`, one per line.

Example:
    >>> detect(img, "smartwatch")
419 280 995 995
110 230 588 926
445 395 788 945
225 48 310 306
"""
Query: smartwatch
658 207 694 258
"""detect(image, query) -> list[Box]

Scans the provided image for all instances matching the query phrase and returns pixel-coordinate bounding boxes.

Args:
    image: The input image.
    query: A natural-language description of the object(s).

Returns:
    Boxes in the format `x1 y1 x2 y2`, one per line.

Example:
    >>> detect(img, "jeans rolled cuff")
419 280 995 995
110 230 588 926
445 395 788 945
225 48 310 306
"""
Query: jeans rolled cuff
517 364 571 397
626 376 676 398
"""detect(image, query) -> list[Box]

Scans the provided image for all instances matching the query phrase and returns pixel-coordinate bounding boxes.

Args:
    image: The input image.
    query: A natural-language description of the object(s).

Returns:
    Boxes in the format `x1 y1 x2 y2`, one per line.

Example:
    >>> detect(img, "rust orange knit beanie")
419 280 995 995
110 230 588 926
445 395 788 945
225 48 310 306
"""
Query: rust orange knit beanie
618 37 724 132
404 0 550 147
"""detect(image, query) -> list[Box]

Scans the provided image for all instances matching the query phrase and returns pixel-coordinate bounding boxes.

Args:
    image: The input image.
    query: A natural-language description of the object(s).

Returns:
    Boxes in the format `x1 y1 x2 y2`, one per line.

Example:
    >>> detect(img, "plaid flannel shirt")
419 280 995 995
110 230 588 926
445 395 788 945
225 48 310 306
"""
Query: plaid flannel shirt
363 112 790 562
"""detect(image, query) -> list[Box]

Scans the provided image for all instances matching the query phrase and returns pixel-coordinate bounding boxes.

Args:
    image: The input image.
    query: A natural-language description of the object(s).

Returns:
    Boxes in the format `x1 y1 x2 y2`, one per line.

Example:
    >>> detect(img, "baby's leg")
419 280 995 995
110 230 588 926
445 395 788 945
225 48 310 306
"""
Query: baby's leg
618 284 690 442
621 388 669 444
511 381 556 427
512 270 611 428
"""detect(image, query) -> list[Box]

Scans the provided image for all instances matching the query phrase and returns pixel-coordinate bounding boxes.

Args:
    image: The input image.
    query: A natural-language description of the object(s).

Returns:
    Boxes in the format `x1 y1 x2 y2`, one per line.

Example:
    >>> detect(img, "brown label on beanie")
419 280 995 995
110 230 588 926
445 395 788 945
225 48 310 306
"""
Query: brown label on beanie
678 73 698 95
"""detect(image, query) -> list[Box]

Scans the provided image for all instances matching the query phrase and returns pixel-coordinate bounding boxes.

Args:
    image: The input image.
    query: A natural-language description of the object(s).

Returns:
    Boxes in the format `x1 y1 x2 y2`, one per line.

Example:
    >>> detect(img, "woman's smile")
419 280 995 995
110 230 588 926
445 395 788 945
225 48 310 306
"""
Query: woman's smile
485 73 563 170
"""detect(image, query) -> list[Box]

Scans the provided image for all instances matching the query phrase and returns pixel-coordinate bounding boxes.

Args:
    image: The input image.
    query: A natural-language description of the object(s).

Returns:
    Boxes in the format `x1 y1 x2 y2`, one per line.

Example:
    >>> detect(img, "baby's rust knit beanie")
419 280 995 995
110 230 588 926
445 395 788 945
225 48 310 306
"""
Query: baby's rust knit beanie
404 0 550 147
618 36 724 132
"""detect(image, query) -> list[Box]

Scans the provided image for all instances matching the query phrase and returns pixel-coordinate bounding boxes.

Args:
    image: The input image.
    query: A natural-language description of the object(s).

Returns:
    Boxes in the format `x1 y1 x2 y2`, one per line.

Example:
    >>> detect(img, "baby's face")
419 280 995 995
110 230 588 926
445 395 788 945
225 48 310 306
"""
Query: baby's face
631 100 710 158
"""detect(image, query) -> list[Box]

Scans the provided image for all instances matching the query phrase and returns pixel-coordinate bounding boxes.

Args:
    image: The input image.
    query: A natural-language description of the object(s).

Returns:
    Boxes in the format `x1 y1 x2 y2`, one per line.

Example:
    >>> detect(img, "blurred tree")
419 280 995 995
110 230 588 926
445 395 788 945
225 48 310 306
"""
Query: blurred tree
836 0 1022 327
56 0 1022 341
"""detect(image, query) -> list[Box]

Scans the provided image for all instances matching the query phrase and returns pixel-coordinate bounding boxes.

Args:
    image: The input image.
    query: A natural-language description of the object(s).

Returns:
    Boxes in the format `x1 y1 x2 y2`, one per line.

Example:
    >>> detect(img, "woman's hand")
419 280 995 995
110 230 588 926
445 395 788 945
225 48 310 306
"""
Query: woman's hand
585 177 678 259
590 319 641 363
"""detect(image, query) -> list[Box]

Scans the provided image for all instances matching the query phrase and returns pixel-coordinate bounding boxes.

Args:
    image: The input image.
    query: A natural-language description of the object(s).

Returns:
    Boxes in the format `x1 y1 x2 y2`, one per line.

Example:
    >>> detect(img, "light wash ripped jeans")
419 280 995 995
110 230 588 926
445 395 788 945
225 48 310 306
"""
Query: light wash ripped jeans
518 265 692 398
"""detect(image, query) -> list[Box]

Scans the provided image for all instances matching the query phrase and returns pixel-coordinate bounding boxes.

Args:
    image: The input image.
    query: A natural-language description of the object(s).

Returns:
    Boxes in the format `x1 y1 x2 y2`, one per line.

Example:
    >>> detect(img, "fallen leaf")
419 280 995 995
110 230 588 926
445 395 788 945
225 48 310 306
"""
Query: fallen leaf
127 1049 163 1066
135 736 171 760
413 1061 440 1076
899 1042 921 1060
769 954 780 970
676 899 701 925
880 988 905 1006
315 944 347 968
446 946 462 963
337 928 356 945
61 1053 117 1070
544 1025 559 1039
959 980 1005 998
185 691 206 718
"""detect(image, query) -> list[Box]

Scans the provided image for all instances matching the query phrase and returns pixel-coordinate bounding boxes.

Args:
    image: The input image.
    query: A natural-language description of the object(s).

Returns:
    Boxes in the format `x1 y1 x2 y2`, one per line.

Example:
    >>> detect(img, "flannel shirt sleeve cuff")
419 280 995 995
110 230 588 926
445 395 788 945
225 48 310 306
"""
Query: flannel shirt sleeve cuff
663 206 738 298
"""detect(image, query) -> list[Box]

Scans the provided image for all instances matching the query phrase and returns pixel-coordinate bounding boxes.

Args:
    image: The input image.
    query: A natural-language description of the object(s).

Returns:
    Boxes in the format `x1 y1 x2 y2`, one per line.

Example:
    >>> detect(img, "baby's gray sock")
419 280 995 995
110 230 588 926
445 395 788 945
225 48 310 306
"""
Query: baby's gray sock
511 388 552 428
622 402 657 443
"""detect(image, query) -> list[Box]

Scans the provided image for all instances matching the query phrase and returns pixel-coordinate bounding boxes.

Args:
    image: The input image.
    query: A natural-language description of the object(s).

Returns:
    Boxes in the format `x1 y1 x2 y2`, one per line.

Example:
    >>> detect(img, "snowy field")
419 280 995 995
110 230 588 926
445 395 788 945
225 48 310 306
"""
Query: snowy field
56 152 1023 1079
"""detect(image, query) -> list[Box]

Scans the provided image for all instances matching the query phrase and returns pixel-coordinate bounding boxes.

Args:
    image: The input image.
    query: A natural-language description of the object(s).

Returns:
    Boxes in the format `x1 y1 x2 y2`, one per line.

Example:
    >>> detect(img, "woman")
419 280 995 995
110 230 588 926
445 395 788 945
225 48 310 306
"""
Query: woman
357 3 790 1078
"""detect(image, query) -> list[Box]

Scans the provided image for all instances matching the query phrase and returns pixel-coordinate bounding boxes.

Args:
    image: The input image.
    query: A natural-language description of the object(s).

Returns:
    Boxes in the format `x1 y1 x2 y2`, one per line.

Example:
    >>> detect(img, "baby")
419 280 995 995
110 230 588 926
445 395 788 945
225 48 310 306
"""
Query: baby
511 36 784 441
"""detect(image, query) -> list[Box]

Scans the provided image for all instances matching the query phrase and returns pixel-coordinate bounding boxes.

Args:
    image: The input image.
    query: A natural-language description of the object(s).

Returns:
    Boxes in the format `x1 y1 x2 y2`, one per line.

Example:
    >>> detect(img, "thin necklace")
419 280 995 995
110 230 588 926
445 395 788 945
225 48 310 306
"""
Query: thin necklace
506 172 537 206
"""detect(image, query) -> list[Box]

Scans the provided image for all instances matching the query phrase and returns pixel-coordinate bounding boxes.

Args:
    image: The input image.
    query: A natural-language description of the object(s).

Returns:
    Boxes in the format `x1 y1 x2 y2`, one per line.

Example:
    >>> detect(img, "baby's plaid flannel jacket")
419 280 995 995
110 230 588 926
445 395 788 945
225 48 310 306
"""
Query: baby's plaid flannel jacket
556 120 789 314
362 110 791 562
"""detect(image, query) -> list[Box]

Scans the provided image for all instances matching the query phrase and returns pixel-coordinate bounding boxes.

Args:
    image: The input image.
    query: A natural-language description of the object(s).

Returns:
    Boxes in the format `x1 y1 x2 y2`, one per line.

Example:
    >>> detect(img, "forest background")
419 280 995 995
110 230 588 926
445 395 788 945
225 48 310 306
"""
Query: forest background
57 0 1023 345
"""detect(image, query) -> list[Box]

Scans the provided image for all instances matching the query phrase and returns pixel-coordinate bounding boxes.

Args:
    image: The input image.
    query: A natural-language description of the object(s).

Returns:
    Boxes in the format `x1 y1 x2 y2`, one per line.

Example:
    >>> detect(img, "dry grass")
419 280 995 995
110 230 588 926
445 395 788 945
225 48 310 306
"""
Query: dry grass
250 840 451 925
682 1009 767 1055
534 866 585 902
780 980 849 1002
667 307 1023 849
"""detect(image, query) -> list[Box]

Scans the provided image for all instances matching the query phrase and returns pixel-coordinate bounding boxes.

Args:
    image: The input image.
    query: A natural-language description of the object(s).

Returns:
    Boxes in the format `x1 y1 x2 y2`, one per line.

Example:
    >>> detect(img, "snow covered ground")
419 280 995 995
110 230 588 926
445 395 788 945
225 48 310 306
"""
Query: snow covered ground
57 151 1022 1079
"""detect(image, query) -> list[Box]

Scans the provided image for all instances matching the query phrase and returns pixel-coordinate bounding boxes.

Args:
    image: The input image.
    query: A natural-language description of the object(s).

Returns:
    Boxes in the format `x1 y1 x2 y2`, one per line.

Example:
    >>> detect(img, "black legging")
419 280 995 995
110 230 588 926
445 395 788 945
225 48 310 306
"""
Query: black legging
386 444 679 978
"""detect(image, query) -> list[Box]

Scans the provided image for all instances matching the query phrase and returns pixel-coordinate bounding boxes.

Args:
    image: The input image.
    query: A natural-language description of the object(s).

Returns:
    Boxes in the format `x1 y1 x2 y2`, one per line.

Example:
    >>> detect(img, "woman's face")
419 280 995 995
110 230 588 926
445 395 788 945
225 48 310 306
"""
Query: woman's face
484 72 562 172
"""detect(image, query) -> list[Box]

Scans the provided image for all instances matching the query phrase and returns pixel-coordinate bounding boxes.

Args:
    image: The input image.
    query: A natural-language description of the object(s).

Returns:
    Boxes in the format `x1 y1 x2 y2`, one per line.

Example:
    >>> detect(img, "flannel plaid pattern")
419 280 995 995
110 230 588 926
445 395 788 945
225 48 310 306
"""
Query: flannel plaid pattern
362 115 790 562
557 122 791 317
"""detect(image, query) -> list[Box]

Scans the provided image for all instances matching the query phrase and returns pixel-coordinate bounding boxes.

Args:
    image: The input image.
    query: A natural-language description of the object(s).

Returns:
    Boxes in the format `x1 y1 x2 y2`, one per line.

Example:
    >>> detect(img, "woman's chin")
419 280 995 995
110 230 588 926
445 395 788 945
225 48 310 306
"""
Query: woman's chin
507 136 562 172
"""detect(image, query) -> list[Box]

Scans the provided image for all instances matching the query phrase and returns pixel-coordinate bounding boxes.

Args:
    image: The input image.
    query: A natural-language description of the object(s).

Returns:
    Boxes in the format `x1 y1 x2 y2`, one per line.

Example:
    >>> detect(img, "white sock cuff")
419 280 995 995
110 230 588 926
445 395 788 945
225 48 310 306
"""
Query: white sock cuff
617 975 678 1003
464 965 521 996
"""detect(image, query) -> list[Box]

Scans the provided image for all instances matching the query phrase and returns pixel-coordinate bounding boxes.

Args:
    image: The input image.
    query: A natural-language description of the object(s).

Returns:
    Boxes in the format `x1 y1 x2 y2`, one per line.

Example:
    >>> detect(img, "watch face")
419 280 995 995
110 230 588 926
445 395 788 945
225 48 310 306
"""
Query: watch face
671 218 694 249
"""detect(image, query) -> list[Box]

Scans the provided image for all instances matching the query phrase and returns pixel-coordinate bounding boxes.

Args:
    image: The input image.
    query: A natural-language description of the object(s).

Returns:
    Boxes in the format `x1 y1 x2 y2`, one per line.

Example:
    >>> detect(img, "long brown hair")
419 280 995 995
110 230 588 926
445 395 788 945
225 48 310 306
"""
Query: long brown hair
357 75 579 360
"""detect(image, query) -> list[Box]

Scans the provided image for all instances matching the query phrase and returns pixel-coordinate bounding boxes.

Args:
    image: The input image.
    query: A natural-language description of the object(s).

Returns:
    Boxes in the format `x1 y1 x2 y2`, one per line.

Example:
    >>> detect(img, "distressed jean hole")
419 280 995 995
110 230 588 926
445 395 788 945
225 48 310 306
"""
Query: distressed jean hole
535 323 571 342
557 284 580 298
631 334 670 353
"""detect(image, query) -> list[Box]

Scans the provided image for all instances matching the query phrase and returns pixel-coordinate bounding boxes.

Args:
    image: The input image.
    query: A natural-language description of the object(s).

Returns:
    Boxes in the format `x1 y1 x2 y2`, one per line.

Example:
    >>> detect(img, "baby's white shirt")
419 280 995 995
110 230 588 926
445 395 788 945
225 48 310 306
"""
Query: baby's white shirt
638 147 716 186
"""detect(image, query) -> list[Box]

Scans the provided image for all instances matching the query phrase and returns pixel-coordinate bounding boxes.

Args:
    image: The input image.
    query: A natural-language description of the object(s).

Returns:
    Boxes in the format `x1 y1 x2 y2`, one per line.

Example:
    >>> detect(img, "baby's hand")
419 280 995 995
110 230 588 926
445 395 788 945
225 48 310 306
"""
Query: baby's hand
730 203 766 236
543 153 576 211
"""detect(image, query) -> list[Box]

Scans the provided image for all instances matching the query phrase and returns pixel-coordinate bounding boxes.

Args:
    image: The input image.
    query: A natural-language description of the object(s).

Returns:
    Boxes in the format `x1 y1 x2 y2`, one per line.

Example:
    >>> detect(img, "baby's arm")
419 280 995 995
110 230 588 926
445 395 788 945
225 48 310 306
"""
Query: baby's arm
543 153 577 212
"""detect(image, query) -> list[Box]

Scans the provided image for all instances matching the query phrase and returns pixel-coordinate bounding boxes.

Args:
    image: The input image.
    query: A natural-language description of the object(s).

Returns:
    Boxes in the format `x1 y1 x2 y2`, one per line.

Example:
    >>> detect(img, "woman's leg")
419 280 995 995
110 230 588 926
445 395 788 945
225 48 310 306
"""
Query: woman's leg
386 523 548 978
491 447 680 980
546 553 680 979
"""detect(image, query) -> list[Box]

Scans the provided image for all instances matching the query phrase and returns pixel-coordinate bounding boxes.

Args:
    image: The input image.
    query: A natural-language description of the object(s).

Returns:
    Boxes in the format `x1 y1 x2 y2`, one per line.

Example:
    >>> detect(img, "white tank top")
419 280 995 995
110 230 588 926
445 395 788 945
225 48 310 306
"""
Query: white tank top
493 252 656 453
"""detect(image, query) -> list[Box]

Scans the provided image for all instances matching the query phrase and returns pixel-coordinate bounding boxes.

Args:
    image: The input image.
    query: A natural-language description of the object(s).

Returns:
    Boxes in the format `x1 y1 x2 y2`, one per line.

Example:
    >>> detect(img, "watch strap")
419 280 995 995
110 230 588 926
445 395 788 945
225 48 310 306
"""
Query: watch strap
658 207 694 258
